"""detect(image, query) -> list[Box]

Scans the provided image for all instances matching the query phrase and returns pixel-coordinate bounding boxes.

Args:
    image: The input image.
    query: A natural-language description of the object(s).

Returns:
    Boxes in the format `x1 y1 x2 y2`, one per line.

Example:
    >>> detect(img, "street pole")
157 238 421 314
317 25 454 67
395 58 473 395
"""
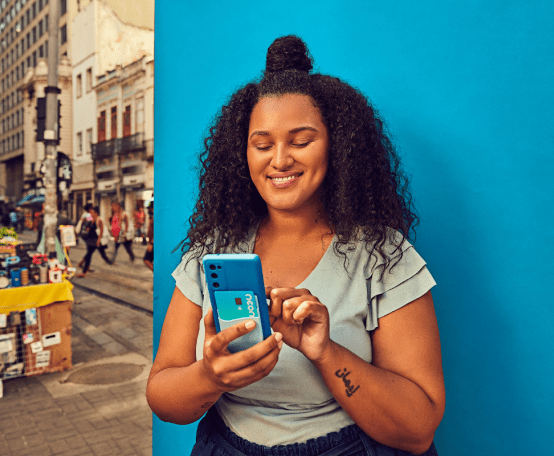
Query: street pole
43 0 60 258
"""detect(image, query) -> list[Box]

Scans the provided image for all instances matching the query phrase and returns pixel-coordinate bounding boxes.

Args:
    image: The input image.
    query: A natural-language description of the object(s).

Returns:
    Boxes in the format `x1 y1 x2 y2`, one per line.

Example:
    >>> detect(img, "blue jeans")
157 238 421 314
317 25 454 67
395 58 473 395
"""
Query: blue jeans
191 408 438 456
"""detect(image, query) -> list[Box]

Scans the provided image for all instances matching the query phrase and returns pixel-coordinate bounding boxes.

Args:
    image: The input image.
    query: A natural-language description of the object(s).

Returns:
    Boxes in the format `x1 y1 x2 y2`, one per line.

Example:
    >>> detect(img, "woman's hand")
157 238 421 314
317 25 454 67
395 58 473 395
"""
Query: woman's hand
202 308 283 393
267 288 331 363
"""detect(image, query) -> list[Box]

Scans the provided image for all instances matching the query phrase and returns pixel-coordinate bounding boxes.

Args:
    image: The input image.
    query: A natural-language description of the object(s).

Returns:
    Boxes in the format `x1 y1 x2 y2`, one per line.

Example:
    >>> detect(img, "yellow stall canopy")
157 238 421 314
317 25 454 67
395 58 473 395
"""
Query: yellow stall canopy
0 280 74 313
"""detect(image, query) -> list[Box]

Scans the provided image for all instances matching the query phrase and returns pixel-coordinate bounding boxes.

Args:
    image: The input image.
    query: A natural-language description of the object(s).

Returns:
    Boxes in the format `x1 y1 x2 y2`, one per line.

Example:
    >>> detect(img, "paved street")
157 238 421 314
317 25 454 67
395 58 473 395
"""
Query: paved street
1 231 154 456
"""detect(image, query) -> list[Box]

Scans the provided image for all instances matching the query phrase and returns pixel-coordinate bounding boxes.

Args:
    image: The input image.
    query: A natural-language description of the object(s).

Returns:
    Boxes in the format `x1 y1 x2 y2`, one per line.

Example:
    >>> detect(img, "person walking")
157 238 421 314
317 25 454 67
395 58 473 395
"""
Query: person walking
133 203 147 244
75 206 112 277
143 201 153 271
110 200 135 264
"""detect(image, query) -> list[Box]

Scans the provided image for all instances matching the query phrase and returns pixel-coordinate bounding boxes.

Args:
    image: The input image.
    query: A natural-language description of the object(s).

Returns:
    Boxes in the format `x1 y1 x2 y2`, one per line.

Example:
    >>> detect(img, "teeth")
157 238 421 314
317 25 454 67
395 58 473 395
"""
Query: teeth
271 176 296 182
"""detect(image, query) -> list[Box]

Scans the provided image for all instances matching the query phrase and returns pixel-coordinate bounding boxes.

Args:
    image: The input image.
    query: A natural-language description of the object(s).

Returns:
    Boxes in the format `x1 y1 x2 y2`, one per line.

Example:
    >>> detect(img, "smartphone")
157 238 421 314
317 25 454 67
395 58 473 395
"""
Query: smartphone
203 254 272 352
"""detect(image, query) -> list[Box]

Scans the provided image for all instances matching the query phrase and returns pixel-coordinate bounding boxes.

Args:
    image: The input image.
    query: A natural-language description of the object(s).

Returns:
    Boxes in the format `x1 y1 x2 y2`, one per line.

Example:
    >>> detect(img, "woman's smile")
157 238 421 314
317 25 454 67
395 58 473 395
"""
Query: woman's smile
268 172 303 188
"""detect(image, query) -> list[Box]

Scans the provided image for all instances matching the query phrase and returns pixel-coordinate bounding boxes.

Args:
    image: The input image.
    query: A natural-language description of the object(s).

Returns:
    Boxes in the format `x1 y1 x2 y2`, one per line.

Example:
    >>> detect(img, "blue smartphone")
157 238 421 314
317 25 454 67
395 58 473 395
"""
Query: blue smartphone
203 254 272 352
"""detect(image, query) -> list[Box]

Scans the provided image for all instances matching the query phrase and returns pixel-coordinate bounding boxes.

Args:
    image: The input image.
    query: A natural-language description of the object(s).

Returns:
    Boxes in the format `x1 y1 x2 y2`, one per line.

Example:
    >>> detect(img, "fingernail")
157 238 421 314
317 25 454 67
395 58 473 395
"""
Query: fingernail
278 340 284 349
245 320 256 329
274 332 282 342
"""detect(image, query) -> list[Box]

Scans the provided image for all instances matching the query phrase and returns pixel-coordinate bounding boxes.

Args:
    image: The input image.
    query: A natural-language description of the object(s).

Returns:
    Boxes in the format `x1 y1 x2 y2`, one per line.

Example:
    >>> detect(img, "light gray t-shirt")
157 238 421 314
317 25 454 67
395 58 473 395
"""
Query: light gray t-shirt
172 228 436 446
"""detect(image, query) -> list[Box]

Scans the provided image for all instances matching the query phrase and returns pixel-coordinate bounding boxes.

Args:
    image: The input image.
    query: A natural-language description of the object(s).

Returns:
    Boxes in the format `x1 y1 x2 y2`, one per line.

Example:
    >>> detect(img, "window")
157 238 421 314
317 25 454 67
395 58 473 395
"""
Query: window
86 128 92 153
136 98 144 129
38 44 43 58
98 111 106 142
60 24 66 44
32 50 36 67
44 39 48 57
38 18 42 36
26 32 30 49
60 0 66 15
86 67 92 92
110 106 117 139
31 1 35 18
76 73 82 98
123 105 131 137
76 131 82 156
32 26 36 43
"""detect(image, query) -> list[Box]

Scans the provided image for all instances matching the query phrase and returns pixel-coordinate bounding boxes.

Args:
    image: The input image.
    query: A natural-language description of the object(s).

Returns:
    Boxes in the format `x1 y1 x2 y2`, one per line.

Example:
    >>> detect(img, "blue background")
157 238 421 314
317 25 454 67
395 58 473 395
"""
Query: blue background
154 1 554 454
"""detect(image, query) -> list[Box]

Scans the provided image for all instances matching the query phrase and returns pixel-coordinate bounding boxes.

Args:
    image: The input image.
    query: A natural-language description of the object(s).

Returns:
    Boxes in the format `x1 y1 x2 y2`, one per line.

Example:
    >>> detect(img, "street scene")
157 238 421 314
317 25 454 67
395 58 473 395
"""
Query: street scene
0 0 155 454
1 229 153 456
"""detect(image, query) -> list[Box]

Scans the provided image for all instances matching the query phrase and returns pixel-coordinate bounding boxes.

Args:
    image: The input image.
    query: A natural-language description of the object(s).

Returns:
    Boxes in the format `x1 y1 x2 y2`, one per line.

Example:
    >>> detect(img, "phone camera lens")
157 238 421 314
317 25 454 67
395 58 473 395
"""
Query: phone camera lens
209 264 216 270
211 273 218 279
213 282 219 288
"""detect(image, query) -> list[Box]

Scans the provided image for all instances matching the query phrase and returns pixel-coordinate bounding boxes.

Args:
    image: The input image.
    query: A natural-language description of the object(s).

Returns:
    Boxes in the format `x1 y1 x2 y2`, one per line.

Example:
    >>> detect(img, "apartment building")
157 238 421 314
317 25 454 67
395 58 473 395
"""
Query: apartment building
92 54 153 221
71 0 153 220
0 0 70 206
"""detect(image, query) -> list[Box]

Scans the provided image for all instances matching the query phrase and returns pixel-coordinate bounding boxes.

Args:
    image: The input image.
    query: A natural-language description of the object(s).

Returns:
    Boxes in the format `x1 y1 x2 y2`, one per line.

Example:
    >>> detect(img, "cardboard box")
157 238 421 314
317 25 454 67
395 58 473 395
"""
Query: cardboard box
24 301 72 376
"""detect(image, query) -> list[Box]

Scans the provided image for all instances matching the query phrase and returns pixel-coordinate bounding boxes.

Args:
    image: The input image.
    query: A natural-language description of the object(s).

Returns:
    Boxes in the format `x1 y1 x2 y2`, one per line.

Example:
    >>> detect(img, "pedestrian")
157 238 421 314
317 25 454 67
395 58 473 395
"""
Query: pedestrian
133 203 146 244
8 207 17 230
143 201 153 271
147 36 444 456
76 202 93 270
110 200 134 263
34 204 44 248
76 206 112 277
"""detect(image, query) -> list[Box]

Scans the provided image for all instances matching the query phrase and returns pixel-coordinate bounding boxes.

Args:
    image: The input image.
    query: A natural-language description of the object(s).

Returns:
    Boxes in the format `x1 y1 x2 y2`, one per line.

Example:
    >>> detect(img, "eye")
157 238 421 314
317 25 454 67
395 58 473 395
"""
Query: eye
292 141 312 148
254 144 272 151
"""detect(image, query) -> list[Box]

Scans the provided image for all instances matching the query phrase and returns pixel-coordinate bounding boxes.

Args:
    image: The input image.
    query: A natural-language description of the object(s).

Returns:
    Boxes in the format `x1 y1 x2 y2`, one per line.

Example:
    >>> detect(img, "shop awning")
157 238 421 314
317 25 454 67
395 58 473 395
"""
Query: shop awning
16 194 35 206
28 195 45 204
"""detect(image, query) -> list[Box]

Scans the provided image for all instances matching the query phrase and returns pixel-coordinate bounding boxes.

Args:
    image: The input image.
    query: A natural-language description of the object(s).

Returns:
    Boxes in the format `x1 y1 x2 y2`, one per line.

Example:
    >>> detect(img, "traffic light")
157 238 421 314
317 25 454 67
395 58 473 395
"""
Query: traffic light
35 97 46 141
34 98 62 142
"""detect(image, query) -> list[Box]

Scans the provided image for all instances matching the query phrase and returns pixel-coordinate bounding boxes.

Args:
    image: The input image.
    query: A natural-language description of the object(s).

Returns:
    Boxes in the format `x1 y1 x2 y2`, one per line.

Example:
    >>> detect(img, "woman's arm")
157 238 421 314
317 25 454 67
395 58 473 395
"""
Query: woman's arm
269 289 444 455
96 219 103 246
147 287 283 425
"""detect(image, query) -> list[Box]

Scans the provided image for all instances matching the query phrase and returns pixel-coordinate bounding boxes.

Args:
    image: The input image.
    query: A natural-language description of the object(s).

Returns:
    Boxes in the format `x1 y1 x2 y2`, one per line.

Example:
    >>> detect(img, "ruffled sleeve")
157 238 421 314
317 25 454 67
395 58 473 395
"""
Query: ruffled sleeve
364 238 436 331
171 249 205 307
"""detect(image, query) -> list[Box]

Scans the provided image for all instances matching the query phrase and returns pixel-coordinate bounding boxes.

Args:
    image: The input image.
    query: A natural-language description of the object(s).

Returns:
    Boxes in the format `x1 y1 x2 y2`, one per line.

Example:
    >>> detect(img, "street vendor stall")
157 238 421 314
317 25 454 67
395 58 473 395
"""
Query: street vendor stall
0 228 75 396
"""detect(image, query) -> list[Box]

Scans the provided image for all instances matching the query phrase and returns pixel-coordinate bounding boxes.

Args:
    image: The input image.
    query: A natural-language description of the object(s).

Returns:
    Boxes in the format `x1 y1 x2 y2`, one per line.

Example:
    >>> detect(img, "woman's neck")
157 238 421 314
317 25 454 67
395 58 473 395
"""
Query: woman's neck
262 205 332 240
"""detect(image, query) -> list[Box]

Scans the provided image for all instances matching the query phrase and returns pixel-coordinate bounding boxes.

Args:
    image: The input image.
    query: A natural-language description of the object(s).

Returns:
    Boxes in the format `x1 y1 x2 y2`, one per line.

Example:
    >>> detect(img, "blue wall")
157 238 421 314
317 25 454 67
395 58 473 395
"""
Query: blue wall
154 1 554 454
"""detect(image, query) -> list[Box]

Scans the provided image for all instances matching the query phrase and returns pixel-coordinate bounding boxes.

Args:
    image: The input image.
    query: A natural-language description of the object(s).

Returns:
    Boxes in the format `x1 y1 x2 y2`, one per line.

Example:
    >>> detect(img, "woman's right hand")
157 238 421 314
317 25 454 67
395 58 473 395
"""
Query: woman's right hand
202 308 283 393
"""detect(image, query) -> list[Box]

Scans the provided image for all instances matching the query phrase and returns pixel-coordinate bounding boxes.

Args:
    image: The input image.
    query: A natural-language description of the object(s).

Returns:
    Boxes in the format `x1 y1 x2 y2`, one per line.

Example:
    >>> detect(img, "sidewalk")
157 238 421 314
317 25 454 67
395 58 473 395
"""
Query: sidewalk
0 286 153 455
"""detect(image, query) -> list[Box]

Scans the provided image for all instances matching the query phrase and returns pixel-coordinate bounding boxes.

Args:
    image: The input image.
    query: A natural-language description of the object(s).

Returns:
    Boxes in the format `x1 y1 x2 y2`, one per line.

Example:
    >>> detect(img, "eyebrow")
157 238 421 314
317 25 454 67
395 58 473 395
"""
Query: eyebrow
249 126 318 140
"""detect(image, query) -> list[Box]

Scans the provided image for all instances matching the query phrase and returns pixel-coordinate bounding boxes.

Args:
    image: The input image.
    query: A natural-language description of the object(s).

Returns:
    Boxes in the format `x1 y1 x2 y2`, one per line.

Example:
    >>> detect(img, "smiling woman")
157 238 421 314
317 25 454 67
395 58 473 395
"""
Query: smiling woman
148 35 444 456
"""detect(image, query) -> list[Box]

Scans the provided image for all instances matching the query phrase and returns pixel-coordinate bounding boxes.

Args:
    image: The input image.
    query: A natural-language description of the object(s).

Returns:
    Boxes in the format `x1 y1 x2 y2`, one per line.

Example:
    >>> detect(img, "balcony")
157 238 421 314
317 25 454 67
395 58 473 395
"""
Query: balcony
120 132 145 154
92 138 120 159
91 133 145 160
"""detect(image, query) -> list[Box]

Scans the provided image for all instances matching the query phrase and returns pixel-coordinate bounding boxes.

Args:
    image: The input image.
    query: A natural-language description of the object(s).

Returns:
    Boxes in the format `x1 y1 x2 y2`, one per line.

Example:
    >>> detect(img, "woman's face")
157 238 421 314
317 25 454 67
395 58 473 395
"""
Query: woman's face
247 93 329 214
90 209 98 218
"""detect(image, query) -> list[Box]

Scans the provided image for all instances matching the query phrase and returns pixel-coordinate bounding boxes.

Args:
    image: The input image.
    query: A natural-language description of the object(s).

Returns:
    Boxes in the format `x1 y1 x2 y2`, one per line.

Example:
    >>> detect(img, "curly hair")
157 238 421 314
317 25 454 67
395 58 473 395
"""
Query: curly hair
180 35 418 275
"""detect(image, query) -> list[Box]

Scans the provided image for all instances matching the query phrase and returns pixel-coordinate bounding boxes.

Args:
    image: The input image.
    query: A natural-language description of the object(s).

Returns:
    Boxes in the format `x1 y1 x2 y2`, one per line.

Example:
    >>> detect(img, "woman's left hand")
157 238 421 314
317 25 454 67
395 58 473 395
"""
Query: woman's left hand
267 288 330 362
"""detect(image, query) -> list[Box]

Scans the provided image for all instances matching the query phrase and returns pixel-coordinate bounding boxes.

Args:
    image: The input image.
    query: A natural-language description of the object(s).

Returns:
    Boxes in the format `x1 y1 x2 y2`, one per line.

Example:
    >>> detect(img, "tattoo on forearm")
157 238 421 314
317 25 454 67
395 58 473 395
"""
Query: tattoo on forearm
335 367 360 397
201 401 215 409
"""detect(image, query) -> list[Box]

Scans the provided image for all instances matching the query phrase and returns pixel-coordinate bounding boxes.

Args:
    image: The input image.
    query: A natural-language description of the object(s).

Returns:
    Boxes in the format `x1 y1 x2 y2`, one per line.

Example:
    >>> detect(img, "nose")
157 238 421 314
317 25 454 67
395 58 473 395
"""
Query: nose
270 143 294 170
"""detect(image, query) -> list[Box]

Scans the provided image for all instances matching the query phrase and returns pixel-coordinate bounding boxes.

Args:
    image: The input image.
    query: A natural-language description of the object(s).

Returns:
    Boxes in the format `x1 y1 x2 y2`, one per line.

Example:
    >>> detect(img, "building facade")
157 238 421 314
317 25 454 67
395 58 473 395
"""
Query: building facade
71 0 153 221
92 54 153 222
0 0 71 208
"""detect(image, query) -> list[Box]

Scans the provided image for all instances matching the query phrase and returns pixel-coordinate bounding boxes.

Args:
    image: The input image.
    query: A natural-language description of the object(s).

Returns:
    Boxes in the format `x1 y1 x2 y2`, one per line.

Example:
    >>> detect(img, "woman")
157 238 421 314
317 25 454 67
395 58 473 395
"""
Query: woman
147 36 445 455
75 206 112 277
110 200 135 264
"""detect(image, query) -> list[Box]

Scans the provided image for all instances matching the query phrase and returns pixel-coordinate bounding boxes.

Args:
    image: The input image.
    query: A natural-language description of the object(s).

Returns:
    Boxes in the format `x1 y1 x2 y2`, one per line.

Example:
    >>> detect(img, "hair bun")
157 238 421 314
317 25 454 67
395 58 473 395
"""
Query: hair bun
265 35 313 74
